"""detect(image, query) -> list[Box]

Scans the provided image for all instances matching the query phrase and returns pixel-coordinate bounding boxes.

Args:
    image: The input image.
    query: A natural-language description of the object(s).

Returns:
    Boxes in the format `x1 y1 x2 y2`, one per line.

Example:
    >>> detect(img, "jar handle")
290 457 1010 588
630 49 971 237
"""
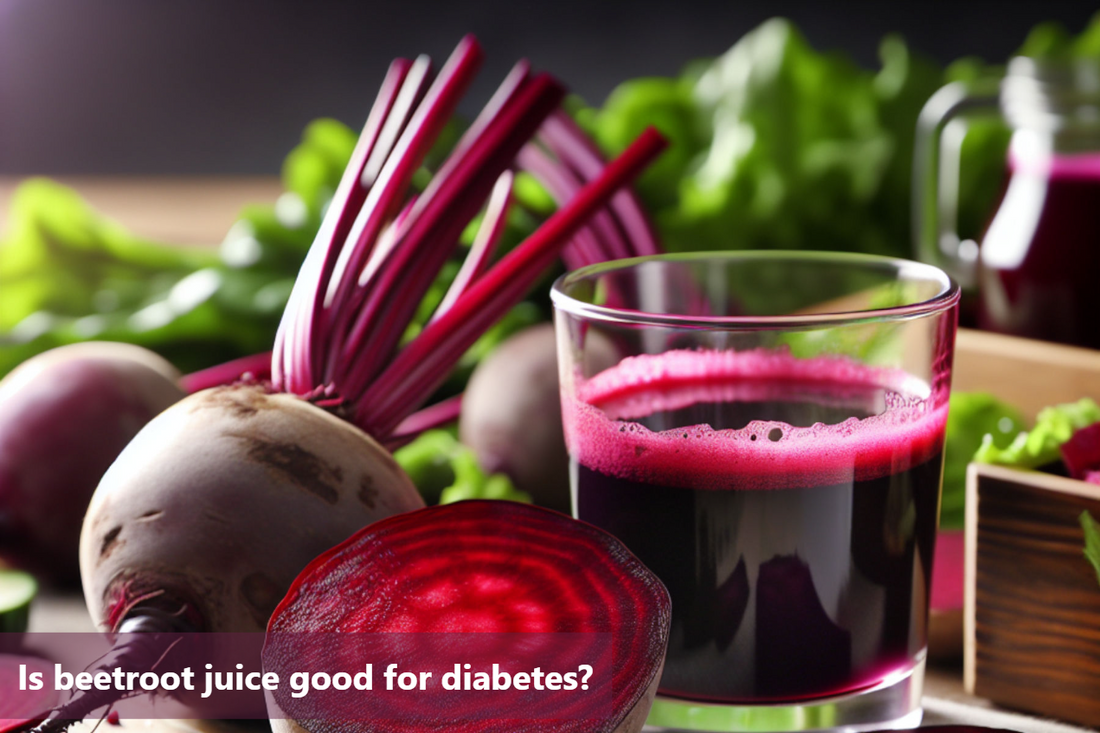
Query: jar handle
912 78 1001 289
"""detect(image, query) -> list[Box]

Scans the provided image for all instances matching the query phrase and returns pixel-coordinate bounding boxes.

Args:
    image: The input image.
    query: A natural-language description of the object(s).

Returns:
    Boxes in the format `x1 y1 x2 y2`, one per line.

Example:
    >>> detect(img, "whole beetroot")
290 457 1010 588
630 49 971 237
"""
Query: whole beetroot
0 342 184 585
80 385 423 633
460 324 570 511
461 323 618 513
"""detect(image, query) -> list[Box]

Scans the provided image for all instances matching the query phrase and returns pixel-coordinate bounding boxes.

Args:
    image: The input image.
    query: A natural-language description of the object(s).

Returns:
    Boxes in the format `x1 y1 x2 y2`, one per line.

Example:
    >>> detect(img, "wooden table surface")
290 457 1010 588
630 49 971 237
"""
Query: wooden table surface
5 175 1096 732
0 175 283 246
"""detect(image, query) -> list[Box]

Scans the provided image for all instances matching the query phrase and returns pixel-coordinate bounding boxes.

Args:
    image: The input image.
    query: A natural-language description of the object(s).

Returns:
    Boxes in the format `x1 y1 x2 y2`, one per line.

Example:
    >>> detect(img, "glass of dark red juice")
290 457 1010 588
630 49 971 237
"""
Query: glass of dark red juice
551 252 960 732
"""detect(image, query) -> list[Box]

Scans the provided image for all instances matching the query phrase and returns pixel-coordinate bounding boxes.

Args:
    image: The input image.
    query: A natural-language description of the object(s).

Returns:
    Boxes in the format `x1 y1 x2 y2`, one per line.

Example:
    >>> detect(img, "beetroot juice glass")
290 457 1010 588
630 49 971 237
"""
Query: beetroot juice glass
551 252 959 732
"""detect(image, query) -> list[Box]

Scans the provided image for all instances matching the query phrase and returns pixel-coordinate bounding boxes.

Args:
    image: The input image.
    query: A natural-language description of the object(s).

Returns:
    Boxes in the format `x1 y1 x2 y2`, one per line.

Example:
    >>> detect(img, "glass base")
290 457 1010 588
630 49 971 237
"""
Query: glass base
643 658 925 732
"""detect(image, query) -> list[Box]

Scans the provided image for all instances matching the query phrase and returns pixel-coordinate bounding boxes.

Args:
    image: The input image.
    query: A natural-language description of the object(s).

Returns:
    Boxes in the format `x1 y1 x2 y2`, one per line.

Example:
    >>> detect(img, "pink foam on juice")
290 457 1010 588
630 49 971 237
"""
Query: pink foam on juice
563 348 948 492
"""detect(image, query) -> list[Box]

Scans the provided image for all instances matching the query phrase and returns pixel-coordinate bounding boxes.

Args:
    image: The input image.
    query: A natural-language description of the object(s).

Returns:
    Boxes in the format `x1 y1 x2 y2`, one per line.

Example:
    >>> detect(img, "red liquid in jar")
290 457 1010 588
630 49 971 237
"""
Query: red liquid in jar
978 150 1100 348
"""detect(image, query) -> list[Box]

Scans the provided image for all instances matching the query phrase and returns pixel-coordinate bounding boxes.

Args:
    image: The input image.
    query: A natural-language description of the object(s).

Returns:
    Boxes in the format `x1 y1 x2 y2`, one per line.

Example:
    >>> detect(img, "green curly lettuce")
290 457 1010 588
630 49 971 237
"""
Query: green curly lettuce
580 19 950 261
1017 13 1100 60
975 398 1100 469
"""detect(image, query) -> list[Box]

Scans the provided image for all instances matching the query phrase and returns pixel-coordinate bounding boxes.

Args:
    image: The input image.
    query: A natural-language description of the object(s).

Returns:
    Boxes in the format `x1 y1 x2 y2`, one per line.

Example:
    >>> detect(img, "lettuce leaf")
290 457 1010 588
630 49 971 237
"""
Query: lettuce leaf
942 392 1026 529
395 429 531 506
975 398 1100 469
581 19 960 261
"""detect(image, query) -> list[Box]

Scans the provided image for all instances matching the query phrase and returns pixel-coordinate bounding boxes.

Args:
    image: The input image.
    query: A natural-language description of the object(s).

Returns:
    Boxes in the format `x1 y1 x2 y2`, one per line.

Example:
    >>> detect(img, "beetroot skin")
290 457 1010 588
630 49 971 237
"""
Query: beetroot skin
80 386 424 633
0 343 183 585
460 324 618 512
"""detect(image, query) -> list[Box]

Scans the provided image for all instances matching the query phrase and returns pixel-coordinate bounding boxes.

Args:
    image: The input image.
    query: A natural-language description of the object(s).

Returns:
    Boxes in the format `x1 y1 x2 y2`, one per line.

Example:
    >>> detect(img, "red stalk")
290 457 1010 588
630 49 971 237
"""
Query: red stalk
355 127 668 436
523 143 632 262
516 143 611 267
273 57 417 392
437 60 531 176
540 111 660 257
385 393 465 450
180 351 273 394
333 74 565 401
320 38 484 384
320 55 436 317
431 170 513 321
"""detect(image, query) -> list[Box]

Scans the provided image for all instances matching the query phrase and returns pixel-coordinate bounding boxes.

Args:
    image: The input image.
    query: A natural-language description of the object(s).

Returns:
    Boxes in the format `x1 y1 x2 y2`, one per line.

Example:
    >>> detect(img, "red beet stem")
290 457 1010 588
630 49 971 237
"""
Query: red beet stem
517 143 611 267
316 38 481 388
385 393 465 450
358 58 433 191
333 74 565 402
437 60 531 181
319 53 439 323
179 351 273 393
432 171 514 321
524 141 631 262
540 111 660 257
357 127 667 436
304 57 422 372
273 56 418 392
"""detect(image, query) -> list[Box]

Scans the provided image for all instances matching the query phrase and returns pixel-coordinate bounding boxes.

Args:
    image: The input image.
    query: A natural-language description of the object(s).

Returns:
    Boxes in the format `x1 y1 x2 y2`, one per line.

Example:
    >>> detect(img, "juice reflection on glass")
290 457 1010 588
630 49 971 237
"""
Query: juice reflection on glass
552 253 959 732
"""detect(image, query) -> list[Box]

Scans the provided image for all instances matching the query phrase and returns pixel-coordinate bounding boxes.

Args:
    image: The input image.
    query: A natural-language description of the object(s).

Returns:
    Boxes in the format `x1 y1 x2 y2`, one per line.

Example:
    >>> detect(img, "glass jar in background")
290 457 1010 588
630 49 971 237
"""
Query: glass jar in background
915 57 1100 349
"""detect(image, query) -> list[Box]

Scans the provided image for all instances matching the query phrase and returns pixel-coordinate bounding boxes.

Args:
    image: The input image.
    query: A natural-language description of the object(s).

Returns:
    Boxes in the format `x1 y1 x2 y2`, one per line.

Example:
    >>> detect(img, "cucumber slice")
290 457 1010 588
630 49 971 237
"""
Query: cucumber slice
0 570 37 633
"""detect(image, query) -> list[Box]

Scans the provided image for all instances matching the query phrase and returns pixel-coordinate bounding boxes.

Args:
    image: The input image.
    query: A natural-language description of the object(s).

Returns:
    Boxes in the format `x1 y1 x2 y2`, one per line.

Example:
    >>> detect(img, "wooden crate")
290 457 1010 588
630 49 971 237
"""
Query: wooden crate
955 329 1100 727
964 463 1100 728
954 328 1100 420
923 328 1100 662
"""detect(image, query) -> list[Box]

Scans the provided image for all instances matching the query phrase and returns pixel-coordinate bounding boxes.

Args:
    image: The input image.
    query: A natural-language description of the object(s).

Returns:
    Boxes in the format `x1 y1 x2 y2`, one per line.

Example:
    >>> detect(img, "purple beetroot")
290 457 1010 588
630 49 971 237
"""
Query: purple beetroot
0 343 184 585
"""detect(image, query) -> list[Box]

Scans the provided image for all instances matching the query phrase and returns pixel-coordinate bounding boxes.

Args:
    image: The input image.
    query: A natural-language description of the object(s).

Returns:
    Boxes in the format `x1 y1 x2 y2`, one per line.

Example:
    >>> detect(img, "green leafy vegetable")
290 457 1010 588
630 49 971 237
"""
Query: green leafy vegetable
1017 13 1100 60
0 117 543 381
0 179 283 375
0 120 359 376
1079 510 1100 588
394 429 531 506
941 392 1027 529
580 19 952 260
975 398 1100 469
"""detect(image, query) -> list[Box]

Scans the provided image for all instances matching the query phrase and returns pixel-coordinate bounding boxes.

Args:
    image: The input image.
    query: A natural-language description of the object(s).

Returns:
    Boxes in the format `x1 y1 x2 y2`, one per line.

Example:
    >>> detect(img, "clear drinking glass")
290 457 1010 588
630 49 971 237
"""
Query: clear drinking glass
551 252 959 732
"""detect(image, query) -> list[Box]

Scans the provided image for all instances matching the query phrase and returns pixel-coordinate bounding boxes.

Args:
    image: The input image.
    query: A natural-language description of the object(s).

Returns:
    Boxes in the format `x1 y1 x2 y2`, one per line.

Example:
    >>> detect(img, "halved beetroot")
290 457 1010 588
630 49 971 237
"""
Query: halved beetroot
266 500 671 733
0 656 57 733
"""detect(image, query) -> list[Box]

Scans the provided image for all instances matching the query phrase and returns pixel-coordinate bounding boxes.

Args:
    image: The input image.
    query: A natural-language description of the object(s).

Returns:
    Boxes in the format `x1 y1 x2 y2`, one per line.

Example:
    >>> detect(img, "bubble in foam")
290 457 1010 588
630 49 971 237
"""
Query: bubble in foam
562 348 949 491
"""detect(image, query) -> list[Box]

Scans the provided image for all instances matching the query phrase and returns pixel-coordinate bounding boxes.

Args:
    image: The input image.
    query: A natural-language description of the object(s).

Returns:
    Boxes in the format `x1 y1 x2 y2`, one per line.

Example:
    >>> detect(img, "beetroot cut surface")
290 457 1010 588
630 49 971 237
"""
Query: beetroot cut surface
268 500 671 733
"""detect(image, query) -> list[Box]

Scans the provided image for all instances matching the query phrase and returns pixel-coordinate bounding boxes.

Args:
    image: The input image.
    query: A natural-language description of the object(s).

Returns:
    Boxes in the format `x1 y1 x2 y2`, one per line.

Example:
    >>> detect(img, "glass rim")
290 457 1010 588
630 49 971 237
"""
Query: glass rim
550 251 961 330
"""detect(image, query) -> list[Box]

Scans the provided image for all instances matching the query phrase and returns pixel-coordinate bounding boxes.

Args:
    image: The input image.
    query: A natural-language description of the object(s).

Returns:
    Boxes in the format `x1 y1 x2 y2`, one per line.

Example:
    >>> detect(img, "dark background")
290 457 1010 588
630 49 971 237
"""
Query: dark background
1 0 1096 175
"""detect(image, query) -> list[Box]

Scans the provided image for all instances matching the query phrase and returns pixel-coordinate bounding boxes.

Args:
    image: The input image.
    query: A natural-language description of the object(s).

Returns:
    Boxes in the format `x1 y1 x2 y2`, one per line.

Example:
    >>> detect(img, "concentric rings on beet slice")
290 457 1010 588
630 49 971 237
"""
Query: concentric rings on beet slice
265 500 671 733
